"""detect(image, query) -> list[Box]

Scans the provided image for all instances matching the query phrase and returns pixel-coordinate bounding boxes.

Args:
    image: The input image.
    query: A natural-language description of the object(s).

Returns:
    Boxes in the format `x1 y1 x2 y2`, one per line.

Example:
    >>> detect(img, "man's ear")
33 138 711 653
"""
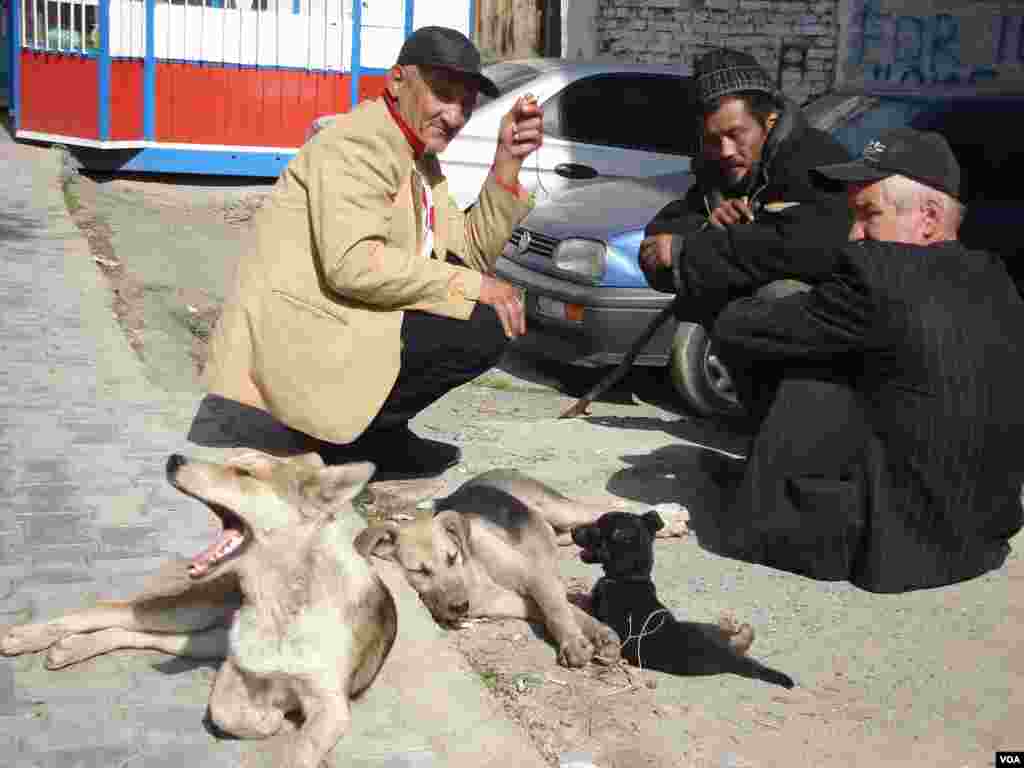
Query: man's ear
921 196 943 240
386 64 404 99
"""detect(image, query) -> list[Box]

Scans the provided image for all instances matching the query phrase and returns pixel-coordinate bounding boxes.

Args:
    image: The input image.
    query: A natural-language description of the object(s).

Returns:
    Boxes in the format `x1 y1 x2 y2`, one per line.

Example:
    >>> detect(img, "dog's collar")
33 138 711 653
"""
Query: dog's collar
596 575 657 590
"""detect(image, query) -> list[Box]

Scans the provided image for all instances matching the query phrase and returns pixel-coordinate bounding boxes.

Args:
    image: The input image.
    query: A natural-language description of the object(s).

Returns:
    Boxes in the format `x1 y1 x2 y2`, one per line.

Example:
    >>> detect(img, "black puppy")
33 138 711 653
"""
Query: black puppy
572 510 795 689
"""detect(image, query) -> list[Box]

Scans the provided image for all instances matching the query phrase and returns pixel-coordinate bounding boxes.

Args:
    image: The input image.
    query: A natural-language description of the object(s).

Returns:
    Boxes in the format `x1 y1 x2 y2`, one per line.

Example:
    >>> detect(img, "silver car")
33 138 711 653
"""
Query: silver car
440 58 697 210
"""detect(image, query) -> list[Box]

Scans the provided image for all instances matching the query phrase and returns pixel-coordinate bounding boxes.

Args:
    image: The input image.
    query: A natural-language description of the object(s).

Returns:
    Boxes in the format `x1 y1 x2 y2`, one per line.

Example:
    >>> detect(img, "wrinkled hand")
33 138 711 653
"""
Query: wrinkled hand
493 95 544 185
709 198 754 229
479 275 526 338
638 234 675 283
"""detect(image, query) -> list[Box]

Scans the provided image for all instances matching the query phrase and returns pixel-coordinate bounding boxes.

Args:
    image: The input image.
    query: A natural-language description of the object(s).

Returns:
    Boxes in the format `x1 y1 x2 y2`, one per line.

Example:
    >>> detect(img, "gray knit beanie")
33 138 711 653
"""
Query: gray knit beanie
694 48 775 105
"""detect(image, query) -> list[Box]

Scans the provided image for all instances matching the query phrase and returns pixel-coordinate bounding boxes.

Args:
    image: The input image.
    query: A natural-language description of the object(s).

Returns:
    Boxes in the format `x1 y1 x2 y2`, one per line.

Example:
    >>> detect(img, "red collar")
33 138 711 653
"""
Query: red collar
383 90 425 159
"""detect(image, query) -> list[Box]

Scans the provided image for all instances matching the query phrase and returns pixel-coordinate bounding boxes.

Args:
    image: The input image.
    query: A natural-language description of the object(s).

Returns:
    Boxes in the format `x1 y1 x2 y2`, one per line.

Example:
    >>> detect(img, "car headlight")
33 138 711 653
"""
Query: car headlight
551 238 607 283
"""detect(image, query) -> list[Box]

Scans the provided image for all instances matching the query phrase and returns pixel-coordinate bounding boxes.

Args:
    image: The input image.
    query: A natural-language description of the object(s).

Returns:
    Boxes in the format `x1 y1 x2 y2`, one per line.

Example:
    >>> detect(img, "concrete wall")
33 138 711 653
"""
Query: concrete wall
589 0 1024 102
563 0 601 59
593 0 841 104
836 0 1024 94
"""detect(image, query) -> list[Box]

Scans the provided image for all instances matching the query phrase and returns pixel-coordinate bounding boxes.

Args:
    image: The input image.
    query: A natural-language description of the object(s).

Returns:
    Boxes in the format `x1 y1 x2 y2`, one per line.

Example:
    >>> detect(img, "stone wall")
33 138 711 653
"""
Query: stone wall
594 0 840 104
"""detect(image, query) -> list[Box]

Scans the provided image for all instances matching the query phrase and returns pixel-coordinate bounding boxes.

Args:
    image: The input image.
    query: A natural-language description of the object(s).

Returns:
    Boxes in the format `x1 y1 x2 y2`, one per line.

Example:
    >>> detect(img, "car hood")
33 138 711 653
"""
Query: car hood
521 171 696 241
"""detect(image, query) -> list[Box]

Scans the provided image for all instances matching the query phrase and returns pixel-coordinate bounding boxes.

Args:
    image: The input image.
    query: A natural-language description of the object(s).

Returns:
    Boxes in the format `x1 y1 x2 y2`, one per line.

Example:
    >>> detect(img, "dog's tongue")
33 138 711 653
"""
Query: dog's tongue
188 529 244 578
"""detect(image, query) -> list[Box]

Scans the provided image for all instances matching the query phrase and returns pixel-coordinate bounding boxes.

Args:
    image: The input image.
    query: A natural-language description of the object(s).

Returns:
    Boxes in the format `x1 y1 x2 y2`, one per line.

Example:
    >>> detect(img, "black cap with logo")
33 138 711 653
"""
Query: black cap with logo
396 26 499 99
814 128 961 199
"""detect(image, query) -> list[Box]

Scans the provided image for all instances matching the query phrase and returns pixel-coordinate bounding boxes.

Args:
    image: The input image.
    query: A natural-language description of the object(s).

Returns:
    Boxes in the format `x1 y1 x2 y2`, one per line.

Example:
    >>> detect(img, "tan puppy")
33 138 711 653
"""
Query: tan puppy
356 469 621 668
1 452 396 768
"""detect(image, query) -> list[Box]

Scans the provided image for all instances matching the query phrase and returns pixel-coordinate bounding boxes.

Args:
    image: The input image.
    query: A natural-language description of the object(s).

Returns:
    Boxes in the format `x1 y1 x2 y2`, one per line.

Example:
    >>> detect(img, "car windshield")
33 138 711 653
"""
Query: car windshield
476 61 546 108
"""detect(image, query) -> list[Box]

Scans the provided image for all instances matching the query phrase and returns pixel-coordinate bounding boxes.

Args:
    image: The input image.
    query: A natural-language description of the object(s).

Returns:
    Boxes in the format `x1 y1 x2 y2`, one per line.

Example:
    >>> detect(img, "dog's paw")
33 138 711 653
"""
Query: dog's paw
717 613 754 655
653 504 690 538
558 635 595 668
45 632 113 669
590 625 622 665
0 622 65 656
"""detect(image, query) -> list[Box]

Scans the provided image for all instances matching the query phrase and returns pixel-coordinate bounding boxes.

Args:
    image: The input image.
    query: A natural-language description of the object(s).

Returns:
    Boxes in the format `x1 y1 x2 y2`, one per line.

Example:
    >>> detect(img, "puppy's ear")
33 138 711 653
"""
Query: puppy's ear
436 509 471 558
643 510 665 534
353 522 400 561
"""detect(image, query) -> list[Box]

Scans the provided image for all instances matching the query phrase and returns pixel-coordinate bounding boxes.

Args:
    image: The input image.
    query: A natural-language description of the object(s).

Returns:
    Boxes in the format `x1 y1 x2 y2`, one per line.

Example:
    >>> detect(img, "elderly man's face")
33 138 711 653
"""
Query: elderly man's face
847 181 922 244
702 96 770 186
391 65 478 154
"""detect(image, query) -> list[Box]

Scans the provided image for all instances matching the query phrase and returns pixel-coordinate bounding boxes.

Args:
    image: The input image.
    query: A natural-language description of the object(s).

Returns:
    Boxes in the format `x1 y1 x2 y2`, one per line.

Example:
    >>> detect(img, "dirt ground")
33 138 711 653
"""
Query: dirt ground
61 167 1023 768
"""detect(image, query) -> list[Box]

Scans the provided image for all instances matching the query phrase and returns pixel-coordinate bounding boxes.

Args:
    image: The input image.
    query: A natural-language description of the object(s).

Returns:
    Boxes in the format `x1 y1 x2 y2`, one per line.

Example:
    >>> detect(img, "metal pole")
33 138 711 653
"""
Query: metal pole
143 0 155 138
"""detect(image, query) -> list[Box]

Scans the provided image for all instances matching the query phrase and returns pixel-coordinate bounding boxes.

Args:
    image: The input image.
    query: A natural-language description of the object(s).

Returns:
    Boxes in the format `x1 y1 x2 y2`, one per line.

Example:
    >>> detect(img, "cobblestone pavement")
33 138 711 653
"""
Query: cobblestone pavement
0 132 251 767
0 135 546 768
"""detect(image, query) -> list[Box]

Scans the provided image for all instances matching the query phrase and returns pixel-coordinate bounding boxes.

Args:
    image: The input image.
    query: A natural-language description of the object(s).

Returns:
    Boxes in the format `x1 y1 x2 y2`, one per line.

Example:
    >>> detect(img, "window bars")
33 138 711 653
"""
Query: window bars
21 0 348 68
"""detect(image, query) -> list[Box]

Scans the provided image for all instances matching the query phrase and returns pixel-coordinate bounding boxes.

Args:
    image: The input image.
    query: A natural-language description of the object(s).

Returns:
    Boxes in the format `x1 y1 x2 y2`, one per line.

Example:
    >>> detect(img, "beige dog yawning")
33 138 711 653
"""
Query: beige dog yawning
1 452 396 768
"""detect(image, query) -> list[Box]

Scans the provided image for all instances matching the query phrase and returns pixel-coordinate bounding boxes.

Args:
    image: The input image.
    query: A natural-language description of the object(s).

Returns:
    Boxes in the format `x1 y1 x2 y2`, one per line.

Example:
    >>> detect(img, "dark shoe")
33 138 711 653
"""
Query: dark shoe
320 426 461 480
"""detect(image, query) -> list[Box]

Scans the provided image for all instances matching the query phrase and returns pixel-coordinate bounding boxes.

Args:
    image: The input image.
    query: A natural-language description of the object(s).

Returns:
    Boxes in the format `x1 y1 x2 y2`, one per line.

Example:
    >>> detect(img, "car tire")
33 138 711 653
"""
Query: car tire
668 280 811 418
668 322 742 418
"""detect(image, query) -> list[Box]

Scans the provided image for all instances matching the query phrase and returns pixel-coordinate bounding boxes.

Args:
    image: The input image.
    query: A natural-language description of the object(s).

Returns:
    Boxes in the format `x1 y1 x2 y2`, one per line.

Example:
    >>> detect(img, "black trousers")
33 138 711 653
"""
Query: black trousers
710 368 873 582
363 301 509 432
188 302 508 452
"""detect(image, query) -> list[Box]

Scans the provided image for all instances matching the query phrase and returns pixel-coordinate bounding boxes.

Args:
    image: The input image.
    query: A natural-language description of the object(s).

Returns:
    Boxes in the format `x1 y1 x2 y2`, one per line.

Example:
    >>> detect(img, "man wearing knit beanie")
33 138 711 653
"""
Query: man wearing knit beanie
639 48 852 326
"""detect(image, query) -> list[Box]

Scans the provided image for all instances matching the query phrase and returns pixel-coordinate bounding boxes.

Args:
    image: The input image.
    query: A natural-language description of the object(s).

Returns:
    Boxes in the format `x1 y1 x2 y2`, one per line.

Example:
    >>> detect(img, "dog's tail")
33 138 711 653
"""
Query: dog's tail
741 659 795 689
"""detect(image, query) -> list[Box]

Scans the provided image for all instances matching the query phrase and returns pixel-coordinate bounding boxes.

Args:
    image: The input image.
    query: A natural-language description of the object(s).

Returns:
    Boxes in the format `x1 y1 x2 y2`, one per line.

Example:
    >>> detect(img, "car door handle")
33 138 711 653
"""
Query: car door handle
554 163 598 180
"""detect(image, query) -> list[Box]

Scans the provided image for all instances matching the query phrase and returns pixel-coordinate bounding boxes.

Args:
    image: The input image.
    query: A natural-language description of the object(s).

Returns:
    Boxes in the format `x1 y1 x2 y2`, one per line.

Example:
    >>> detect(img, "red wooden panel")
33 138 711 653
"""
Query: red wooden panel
154 61 178 141
189 61 221 144
358 73 386 103
154 64 355 148
209 65 227 143
20 52 98 139
109 60 144 141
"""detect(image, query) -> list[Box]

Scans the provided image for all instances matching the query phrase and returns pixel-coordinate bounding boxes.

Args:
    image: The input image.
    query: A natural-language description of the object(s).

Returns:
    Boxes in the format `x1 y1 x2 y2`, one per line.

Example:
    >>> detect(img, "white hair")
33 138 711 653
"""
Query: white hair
878 174 966 233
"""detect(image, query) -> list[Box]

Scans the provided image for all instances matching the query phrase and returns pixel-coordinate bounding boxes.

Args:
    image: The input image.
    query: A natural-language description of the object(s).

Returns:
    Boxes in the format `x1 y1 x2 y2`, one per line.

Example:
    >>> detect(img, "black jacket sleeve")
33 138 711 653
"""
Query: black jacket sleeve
711 247 874 364
644 182 709 238
672 128 853 325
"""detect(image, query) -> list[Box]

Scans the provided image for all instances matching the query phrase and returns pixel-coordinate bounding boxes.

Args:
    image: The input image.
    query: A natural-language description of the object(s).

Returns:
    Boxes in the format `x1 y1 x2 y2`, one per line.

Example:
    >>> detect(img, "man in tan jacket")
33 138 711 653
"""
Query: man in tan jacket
193 26 541 478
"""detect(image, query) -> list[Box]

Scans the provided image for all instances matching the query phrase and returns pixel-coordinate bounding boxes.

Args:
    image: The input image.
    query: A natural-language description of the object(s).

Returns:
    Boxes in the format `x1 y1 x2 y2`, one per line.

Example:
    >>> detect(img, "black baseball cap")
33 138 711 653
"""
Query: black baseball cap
396 26 499 99
813 128 961 199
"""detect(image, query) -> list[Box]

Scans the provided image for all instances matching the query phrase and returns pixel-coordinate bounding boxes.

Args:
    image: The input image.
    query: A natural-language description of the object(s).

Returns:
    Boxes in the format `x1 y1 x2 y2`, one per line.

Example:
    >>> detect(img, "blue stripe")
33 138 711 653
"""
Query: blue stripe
143 0 155 140
292 0 301 14
10 0 20 129
350 0 362 106
98 0 111 140
468 0 476 40
71 146 295 176
405 0 415 36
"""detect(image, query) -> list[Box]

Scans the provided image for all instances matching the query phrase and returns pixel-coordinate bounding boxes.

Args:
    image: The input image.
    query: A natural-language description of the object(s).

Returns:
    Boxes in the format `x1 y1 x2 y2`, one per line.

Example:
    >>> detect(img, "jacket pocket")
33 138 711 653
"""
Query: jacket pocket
271 289 351 325
250 290 355 431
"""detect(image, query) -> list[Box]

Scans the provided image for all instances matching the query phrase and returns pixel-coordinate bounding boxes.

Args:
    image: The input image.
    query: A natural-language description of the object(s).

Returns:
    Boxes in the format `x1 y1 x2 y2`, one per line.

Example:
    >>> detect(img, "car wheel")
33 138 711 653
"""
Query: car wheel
669 322 742 418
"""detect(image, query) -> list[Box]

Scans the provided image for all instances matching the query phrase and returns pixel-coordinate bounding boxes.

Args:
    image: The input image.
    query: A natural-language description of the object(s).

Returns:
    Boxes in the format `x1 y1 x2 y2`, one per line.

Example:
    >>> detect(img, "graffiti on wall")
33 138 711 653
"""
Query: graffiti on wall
843 0 1024 91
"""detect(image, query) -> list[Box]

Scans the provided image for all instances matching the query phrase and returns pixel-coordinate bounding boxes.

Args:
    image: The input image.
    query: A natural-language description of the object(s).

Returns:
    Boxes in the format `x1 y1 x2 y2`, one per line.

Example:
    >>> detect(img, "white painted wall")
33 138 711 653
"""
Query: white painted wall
561 0 598 60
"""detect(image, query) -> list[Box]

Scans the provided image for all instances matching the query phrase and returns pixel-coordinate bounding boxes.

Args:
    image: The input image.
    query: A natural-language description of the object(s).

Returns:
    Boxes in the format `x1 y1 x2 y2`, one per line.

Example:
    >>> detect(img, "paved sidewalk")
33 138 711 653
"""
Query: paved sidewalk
0 133 547 768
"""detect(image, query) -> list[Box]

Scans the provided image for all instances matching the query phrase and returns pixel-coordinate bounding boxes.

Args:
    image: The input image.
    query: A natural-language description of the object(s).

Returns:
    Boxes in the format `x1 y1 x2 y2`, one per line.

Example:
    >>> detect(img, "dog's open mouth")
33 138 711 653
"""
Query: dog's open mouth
188 503 249 579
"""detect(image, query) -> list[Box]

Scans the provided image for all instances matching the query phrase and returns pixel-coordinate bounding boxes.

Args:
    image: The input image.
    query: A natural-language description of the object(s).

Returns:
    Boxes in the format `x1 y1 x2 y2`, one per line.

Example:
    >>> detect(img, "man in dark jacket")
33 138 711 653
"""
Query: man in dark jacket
710 128 1024 592
639 49 853 327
